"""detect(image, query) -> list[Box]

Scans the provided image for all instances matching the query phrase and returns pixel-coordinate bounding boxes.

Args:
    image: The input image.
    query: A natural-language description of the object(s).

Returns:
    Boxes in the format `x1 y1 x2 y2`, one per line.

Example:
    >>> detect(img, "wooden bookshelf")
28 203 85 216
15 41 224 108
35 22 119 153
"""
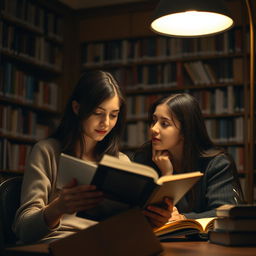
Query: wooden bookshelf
0 0 70 176
77 0 255 202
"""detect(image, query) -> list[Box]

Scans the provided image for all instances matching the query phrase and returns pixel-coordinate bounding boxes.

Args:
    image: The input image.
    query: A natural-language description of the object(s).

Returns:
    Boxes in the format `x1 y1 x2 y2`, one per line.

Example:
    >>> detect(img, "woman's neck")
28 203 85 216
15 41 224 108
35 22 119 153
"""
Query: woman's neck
82 154 96 163
75 136 97 162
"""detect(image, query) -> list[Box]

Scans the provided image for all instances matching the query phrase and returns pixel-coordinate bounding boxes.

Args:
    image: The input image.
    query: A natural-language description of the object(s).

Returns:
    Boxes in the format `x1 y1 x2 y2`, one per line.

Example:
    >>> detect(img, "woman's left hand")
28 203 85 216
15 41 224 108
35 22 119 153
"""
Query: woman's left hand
152 149 173 176
143 197 173 228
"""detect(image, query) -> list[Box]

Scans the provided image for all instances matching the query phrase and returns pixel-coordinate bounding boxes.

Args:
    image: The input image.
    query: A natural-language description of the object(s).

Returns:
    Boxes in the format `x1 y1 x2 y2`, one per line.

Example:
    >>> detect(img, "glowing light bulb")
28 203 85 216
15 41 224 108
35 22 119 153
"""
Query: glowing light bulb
151 11 234 37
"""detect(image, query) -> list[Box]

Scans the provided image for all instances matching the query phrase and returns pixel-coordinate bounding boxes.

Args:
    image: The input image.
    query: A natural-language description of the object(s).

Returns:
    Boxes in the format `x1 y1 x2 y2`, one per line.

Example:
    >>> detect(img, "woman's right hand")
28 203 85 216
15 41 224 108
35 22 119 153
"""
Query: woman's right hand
56 178 104 215
44 179 103 228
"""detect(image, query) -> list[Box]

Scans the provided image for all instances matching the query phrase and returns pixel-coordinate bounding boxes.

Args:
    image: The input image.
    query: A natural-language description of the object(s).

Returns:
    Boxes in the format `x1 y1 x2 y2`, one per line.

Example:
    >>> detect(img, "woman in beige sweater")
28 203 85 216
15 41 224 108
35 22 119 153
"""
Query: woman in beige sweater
13 71 173 244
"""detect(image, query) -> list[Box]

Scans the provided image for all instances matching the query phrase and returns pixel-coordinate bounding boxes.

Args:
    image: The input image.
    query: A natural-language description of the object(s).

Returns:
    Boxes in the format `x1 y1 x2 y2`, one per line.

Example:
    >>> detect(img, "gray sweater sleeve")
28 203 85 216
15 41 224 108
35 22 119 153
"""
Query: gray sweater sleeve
13 140 60 243
13 140 130 244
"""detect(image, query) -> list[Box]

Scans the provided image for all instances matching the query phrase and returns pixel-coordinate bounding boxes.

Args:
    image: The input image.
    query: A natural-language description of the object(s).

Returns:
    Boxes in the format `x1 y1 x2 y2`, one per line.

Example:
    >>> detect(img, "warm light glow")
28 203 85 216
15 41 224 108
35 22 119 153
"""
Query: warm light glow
151 11 234 36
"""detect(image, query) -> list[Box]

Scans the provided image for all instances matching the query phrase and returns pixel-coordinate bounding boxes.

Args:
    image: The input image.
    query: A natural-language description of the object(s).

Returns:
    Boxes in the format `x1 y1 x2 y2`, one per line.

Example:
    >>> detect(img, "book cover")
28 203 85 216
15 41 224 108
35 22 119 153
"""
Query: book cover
49 208 163 256
216 204 256 218
214 218 256 232
209 230 256 246
57 153 203 221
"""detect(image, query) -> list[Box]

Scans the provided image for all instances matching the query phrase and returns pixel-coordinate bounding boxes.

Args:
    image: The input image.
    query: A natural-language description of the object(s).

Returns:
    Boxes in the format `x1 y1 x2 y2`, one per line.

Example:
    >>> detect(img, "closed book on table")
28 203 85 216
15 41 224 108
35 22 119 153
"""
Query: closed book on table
214 218 256 232
216 204 256 218
209 230 256 246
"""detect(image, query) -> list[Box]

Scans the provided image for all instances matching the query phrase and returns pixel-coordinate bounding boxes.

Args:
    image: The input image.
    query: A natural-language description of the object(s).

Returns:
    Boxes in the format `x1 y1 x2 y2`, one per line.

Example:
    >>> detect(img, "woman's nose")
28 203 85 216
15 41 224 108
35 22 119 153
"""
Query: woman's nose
101 115 110 127
151 123 159 134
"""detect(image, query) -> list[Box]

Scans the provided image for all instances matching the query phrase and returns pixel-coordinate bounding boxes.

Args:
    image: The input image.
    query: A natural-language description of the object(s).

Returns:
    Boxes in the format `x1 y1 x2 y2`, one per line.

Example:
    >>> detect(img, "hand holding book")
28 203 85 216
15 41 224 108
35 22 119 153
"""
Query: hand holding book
144 197 174 228
57 153 203 221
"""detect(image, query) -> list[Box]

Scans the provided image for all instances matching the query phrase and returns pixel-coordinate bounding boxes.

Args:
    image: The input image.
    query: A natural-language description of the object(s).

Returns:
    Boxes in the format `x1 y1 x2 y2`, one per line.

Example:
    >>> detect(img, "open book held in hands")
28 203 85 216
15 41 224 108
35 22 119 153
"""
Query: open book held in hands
154 217 216 240
57 153 203 221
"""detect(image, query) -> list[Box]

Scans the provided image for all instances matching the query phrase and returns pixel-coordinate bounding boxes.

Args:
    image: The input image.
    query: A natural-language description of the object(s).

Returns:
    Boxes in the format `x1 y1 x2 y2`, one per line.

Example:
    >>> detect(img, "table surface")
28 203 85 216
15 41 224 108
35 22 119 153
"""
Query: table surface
5 240 256 256
162 241 256 256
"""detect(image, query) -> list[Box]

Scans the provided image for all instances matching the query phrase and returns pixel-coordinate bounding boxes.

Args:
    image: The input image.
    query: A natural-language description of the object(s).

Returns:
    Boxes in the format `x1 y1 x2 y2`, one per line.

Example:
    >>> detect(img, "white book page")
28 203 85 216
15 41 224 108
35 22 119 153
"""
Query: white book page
57 153 97 189
196 217 216 231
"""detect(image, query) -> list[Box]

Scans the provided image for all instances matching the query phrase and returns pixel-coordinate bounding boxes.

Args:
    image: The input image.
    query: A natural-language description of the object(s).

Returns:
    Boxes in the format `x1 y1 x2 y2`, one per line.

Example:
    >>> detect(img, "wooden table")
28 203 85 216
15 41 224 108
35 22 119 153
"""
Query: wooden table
5 241 256 256
162 241 256 256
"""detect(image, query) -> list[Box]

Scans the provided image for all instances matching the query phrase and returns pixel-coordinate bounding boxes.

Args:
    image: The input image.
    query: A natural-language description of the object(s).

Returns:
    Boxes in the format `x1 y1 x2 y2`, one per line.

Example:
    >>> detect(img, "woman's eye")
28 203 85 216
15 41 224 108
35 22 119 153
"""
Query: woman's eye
161 121 170 127
93 112 102 116
110 114 118 119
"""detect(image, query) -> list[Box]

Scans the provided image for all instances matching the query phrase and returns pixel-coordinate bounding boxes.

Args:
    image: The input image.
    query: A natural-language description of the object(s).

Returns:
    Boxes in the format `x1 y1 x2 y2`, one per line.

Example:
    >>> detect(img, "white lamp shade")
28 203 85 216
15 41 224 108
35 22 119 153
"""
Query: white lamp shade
151 0 234 37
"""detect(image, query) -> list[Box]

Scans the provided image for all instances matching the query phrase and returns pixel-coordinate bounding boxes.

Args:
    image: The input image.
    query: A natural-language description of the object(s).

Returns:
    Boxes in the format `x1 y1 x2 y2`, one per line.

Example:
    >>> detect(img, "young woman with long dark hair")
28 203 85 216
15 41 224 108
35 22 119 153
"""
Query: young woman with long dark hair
134 93 244 222
13 71 172 243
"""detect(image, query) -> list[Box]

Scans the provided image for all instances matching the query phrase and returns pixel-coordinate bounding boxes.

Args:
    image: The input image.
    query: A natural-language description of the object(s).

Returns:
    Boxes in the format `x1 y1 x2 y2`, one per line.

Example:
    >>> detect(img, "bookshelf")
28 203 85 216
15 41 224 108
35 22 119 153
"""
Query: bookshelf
0 0 68 178
77 0 255 203
81 31 245 167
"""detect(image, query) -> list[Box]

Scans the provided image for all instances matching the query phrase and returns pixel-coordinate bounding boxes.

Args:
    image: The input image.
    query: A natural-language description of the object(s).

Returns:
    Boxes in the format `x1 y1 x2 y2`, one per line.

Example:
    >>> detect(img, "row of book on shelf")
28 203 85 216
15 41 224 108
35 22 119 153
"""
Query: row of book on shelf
81 28 243 65
205 117 244 143
183 58 243 85
107 57 244 89
1 0 63 41
126 87 244 119
0 138 32 172
0 105 50 140
0 62 59 110
0 20 63 69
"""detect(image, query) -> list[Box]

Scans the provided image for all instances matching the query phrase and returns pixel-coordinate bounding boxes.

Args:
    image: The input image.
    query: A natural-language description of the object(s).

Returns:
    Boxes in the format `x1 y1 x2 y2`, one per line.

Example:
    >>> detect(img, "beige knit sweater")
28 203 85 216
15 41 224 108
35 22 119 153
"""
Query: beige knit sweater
13 138 130 244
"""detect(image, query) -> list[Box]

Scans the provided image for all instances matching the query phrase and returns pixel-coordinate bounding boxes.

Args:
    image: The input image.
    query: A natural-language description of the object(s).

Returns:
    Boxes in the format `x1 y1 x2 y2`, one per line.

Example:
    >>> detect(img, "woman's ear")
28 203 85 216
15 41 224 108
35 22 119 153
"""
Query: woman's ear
72 100 80 115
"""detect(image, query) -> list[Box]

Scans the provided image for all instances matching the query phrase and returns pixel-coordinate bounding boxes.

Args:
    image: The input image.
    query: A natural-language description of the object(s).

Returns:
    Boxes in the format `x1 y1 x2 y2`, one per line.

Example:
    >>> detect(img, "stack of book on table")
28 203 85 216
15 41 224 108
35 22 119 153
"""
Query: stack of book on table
209 204 256 246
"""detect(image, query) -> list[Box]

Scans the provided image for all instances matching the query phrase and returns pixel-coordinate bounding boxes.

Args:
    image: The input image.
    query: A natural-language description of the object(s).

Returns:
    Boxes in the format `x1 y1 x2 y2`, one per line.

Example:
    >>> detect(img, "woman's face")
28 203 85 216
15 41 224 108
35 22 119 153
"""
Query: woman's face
83 94 120 143
150 103 183 152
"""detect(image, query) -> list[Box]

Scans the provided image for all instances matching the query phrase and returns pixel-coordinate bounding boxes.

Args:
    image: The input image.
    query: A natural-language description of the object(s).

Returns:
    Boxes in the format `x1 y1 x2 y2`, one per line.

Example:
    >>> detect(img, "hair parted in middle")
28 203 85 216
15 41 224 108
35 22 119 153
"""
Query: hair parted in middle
147 93 223 171
51 70 126 161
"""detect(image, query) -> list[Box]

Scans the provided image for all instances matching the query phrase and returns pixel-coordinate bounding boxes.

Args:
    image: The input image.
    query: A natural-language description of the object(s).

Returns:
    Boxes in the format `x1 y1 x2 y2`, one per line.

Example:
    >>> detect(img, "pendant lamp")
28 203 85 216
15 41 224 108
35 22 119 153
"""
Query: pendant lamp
150 0 255 203
150 0 234 37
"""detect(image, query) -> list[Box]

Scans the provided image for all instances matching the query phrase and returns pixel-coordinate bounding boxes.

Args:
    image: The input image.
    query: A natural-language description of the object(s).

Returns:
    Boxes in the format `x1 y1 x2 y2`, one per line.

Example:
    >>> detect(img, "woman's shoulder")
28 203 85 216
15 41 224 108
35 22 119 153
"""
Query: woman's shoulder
32 138 61 155
207 152 231 164
200 152 233 172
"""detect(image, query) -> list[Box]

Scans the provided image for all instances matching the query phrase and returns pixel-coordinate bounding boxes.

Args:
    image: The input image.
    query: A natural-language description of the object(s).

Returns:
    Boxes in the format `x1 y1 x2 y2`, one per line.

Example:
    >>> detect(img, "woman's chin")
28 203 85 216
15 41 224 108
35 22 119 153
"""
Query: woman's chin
152 145 166 151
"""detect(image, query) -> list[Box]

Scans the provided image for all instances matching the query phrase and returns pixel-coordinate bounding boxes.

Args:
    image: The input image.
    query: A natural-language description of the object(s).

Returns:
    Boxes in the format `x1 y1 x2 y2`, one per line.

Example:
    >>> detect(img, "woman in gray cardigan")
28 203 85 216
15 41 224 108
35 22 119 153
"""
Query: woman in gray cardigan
13 71 173 244
134 93 244 224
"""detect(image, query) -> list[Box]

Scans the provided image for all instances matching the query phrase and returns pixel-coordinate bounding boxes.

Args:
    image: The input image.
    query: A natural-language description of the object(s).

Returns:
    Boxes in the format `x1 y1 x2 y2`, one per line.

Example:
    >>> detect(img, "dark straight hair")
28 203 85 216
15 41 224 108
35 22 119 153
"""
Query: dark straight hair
135 93 244 208
147 93 224 172
51 70 126 161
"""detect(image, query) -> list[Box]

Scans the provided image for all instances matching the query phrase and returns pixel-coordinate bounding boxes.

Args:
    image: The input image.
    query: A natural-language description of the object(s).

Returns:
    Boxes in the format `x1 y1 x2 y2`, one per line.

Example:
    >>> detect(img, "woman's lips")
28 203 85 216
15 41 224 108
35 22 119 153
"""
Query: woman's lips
96 130 107 134
152 137 161 142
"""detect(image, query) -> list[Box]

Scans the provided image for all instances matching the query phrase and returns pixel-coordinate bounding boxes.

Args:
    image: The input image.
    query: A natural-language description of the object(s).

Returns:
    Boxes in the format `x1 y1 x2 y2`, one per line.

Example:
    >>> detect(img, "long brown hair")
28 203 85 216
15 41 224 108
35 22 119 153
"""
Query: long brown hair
51 70 126 161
